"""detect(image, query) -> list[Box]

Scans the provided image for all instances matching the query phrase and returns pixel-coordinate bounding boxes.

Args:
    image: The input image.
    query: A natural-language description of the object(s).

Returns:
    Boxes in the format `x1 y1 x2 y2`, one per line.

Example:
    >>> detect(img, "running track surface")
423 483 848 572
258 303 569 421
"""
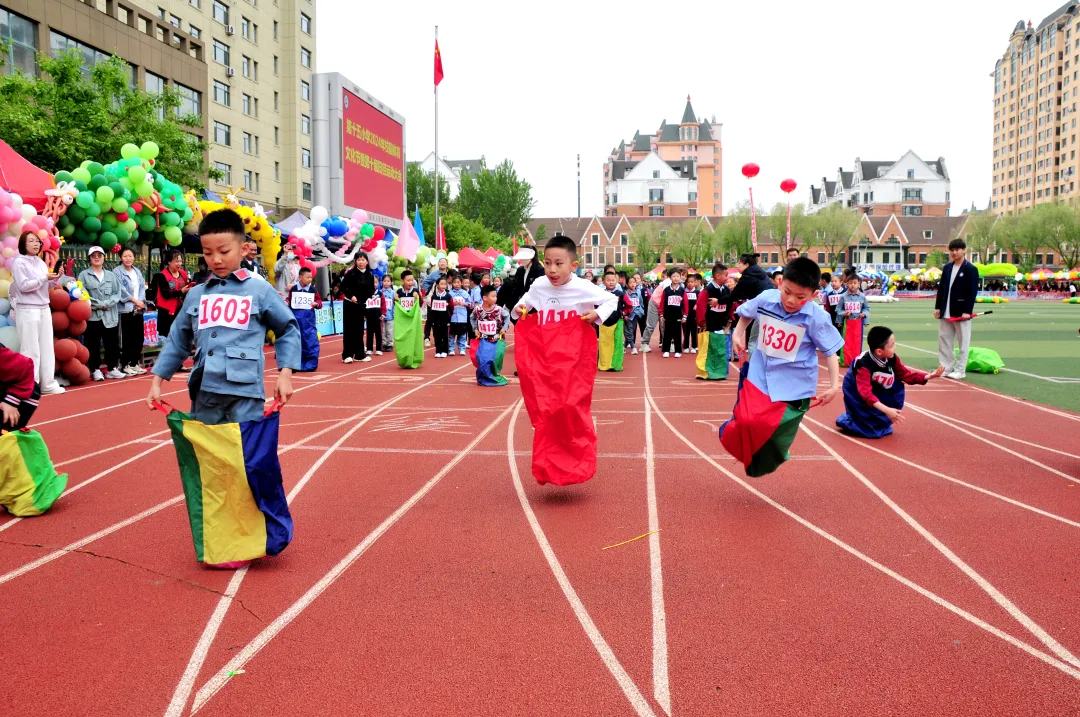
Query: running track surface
1 331 1079 716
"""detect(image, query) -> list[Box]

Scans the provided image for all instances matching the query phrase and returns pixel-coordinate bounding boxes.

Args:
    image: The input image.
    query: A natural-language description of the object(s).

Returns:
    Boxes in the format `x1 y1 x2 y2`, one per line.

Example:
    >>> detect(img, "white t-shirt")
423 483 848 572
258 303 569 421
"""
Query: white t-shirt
518 275 619 325
944 261 961 319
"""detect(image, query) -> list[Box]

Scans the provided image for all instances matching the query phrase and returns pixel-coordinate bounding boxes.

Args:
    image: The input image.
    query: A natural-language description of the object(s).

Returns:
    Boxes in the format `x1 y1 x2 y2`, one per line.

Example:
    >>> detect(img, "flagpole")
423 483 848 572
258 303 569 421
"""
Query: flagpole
434 25 440 253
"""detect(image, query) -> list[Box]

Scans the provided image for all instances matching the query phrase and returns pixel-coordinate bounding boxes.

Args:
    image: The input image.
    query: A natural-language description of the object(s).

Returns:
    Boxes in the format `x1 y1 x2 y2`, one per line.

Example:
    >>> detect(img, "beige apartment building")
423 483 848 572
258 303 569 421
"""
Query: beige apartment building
0 0 313 218
992 6 1080 215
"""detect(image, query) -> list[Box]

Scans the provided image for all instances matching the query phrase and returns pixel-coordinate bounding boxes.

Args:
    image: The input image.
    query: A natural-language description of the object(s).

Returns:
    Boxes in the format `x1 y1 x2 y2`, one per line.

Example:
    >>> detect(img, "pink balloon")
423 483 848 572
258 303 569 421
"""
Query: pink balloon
352 209 369 225
0 191 12 207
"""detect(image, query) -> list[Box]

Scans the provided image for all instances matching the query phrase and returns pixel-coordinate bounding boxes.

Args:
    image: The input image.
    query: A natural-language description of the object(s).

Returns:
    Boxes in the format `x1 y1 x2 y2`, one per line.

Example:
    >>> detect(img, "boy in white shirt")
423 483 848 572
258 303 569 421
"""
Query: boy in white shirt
511 237 619 325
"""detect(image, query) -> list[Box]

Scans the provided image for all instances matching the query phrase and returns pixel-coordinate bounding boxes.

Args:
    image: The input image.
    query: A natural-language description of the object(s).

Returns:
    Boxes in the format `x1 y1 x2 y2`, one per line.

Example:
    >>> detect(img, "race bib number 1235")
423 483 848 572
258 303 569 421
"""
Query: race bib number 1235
199 294 252 330
290 292 314 310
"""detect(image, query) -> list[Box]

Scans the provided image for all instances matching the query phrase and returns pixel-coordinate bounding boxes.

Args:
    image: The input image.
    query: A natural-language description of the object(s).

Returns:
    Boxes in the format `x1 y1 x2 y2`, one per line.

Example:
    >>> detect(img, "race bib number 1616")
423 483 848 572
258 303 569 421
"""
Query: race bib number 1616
199 294 252 330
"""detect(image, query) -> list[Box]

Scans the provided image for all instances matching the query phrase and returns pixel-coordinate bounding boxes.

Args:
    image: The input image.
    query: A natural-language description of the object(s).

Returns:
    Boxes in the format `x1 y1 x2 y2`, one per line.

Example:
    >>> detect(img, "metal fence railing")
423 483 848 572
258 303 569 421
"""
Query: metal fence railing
59 245 201 278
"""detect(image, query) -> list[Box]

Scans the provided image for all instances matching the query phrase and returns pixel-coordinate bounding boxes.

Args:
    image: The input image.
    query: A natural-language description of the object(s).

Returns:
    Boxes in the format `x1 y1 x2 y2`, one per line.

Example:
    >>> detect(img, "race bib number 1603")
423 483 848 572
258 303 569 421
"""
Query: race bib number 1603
199 294 252 330
756 314 805 362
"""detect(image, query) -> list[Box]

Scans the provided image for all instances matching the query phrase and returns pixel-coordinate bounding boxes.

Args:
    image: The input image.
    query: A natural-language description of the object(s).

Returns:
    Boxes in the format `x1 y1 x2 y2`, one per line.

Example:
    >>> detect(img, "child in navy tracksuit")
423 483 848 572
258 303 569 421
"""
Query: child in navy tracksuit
380 275 396 351
660 269 688 357
428 278 453 357
448 276 471 356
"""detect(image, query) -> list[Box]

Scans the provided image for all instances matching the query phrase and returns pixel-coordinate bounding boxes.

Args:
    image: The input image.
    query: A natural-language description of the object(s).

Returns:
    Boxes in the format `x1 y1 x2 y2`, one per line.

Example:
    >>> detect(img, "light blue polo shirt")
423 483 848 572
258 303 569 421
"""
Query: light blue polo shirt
736 289 844 402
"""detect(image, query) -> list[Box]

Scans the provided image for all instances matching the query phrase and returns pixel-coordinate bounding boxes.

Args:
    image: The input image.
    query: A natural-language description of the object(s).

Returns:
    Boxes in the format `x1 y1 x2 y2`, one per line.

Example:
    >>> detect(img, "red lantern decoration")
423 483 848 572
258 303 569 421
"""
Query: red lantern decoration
741 163 760 179
780 179 797 194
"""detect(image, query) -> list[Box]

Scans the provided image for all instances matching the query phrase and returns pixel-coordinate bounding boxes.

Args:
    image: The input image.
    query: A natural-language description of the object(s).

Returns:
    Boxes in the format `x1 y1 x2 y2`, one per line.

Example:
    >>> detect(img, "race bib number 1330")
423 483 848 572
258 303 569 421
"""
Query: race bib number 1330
199 294 252 330
756 315 805 362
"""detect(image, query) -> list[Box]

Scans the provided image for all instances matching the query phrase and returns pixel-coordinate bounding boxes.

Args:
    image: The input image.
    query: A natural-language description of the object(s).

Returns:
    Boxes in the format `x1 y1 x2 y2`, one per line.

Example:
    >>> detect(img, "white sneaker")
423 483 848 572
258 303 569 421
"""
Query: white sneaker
343 357 354 364
424 339 431 347
376 350 383 356
691 348 698 354
41 384 65 395
663 352 670 358
92 370 104 382
107 368 127 379
948 371 965 380
56 376 70 387
675 353 682 358
641 345 652 353
360 356 372 362
123 366 139 376
133 365 148 375
631 348 639 355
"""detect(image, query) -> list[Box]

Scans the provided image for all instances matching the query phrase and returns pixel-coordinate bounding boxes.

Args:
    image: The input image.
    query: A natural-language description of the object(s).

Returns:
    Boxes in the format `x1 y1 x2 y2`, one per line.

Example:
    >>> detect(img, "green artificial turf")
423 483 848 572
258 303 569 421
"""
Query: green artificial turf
865 300 1080 413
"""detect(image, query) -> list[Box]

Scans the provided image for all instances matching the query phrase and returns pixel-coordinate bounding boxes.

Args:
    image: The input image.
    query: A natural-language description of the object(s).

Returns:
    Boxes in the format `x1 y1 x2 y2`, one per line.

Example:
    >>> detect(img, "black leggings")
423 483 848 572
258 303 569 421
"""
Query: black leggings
683 318 698 350
84 320 120 372
431 321 450 354
365 307 383 353
119 312 144 367
342 300 365 360
661 318 684 353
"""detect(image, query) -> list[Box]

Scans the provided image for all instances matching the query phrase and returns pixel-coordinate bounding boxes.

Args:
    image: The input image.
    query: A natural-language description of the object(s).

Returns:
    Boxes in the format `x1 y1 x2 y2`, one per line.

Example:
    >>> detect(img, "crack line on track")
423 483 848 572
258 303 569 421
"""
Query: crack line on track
641 355 1080 684
187 399 517 715
801 422 1080 669
506 401 658 717
802 415 1080 529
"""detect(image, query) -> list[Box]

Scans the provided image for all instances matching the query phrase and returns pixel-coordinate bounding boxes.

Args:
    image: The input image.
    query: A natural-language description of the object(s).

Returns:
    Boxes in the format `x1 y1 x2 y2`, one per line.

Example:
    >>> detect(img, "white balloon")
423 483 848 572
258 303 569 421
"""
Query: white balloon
10 193 22 209
20 204 35 222
310 206 329 224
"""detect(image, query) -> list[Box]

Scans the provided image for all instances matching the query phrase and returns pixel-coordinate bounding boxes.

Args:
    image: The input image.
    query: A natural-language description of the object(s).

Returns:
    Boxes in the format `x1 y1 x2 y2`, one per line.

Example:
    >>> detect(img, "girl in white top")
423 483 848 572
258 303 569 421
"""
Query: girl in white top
10 230 64 394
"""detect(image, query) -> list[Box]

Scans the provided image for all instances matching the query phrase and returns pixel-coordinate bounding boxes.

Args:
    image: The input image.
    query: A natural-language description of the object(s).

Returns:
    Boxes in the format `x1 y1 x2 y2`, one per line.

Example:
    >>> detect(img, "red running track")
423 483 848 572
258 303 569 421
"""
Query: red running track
0 332 1078 716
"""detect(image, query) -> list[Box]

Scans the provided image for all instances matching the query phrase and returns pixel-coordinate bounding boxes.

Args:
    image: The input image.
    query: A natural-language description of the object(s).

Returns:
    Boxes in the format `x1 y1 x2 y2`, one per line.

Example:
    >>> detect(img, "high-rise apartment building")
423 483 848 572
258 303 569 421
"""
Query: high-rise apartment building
124 0 315 217
603 96 723 217
992 6 1080 215
0 0 313 218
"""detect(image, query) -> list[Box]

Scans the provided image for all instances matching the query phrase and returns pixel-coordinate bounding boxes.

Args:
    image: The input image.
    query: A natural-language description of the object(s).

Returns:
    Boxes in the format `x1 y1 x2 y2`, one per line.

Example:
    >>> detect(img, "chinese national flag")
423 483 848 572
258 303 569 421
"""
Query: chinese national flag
434 40 444 87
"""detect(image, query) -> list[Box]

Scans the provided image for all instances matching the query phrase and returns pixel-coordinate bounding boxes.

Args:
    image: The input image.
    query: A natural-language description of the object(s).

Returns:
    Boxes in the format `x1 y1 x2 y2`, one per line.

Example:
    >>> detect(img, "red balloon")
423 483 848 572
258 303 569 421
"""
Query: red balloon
49 289 71 312
67 300 91 322
68 319 87 338
68 365 91 385
74 342 89 364
131 202 143 214
741 162 760 179
116 212 129 222
54 338 77 363
61 358 84 379
51 311 70 333
361 238 379 252
111 244 122 254
780 179 797 194
373 226 386 241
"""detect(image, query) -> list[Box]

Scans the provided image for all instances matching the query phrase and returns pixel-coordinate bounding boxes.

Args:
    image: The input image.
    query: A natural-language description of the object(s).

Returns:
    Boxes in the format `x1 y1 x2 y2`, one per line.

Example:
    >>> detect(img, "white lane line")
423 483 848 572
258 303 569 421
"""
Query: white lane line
188 402 516 715
905 405 1078 482
893 342 1078 384
802 416 1080 530
801 423 1080 669
903 403 1080 460
644 381 1080 683
53 431 170 468
506 401 658 717
643 391 671 715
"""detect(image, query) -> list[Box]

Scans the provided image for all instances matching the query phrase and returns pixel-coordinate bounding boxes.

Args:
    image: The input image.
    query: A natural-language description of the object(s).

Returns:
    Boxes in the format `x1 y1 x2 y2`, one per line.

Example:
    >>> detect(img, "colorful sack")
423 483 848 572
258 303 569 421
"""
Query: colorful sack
157 401 293 568
0 430 67 517
696 330 729 380
516 314 598 486
597 318 625 372
469 337 508 386
958 346 1005 374
840 318 863 367
720 363 811 477
394 295 424 369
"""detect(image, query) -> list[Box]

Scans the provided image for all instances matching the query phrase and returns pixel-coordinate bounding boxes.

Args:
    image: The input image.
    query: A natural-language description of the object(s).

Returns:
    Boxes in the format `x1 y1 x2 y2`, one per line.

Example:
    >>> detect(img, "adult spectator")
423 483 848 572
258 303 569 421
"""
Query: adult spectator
150 249 191 338
240 241 262 276
78 246 125 381
727 253 773 356
497 246 543 312
786 247 800 262
10 230 64 394
640 273 669 352
934 238 980 380
113 247 148 376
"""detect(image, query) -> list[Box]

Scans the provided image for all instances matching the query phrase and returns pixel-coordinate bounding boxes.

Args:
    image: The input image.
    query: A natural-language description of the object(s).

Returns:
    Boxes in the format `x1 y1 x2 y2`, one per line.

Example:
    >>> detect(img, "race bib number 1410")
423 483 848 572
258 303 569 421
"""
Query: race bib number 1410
199 294 252 330
756 315 805 362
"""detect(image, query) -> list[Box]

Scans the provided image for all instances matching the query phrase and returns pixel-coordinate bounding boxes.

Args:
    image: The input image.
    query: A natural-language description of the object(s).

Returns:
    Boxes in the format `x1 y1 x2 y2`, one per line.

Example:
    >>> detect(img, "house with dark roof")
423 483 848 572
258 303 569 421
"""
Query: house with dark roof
808 151 951 217
603 96 723 218
408 152 488 200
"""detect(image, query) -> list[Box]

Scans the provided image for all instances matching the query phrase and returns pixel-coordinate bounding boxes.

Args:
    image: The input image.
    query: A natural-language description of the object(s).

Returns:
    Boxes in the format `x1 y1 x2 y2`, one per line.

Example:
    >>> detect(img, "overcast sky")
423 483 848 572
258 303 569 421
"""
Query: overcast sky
317 0 1032 219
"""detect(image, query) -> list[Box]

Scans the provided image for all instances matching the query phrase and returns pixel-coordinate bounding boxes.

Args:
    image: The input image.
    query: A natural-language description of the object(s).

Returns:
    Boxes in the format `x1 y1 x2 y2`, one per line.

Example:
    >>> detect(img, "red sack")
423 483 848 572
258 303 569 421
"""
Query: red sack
515 313 599 486
841 318 863 367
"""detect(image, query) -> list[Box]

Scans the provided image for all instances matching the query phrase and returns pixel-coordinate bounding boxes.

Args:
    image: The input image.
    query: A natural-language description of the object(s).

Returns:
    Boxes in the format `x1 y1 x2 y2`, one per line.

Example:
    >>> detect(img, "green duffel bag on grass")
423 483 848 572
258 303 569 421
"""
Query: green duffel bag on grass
956 346 1005 374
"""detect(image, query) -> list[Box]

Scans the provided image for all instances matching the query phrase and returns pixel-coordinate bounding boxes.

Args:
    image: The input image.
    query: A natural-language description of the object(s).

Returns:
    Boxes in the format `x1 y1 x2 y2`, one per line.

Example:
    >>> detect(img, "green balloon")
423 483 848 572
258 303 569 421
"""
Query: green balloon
54 170 73 184
60 223 75 238
128 166 147 185
73 179 88 192
96 186 114 203
84 202 100 217
140 141 160 160
99 232 118 250
108 181 124 195
182 208 193 222
82 216 102 232
124 218 136 232
135 182 153 199
121 143 140 160
88 175 107 191
130 229 139 242
163 212 180 227
112 198 128 213
104 172 119 184
66 205 86 224
114 226 130 242
118 178 133 191
72 227 89 243
70 167 91 184
86 162 105 177
75 191 94 209
153 178 164 191
164 225 182 244
137 214 156 231
103 213 118 228
80 160 92 169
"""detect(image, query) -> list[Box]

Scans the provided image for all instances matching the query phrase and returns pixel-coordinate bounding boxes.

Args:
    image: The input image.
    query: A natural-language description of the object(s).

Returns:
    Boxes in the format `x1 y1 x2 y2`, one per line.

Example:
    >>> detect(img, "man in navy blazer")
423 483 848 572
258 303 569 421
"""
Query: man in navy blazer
933 238 980 379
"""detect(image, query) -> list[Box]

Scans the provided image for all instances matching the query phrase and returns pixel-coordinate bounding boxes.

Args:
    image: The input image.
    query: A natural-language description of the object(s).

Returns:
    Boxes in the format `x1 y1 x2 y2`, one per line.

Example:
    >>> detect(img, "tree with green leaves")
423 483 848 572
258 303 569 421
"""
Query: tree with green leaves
1036 202 1080 270
764 202 813 254
715 201 761 260
628 221 662 270
534 222 547 245
925 249 947 268
993 210 1044 273
413 204 510 255
959 210 999 263
812 204 862 268
406 163 451 213
0 50 220 191
669 219 718 269
456 159 534 238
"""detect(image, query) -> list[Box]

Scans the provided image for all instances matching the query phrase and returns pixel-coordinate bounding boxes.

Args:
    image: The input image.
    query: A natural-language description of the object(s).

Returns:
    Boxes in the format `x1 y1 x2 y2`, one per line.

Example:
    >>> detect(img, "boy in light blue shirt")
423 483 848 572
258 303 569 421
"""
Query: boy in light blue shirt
449 275 471 356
